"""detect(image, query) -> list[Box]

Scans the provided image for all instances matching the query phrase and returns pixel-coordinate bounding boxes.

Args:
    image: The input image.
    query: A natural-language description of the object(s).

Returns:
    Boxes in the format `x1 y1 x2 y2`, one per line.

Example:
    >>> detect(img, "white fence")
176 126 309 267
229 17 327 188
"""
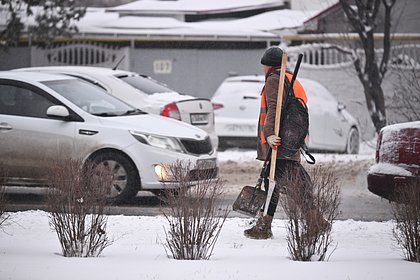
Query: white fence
31 42 130 69
286 43 420 69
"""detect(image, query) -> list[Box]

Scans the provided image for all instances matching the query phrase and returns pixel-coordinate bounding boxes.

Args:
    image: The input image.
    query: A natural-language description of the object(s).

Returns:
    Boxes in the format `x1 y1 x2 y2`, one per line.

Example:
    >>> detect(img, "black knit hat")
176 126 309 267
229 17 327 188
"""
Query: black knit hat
260 46 284 66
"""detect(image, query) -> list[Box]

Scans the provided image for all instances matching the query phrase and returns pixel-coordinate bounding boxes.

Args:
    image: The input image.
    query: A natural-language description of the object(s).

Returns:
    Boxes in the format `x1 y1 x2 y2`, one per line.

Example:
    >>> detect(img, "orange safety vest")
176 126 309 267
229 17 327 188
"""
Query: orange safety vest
259 72 307 144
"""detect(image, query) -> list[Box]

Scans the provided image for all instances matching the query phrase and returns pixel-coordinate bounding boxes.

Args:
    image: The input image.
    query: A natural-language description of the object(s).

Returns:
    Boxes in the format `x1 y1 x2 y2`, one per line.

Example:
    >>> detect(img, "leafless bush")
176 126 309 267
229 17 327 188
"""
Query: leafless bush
161 161 229 260
47 159 113 257
279 165 340 261
389 69 420 123
0 166 10 229
391 182 420 262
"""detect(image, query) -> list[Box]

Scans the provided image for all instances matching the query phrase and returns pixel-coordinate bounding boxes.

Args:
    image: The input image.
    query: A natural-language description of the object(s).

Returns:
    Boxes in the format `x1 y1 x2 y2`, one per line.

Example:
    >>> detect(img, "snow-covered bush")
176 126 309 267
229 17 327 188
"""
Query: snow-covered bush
161 161 229 260
391 182 420 262
280 165 340 261
47 159 113 257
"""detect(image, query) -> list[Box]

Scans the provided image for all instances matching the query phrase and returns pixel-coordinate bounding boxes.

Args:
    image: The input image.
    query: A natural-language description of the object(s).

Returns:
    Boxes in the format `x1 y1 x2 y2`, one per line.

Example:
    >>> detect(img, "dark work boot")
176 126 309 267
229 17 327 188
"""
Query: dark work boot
244 215 273 239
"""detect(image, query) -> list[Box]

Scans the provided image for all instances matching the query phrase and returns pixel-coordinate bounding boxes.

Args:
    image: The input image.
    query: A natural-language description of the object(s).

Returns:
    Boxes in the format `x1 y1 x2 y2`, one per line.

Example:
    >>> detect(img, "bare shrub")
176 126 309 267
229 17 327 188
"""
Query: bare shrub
47 159 113 257
161 161 229 260
279 165 340 261
0 167 10 229
391 182 420 262
390 69 420 123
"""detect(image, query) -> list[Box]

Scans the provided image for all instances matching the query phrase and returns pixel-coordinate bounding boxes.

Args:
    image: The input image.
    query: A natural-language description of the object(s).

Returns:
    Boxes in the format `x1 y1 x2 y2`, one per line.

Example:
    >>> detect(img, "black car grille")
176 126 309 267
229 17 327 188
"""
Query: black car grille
188 167 219 181
181 137 213 155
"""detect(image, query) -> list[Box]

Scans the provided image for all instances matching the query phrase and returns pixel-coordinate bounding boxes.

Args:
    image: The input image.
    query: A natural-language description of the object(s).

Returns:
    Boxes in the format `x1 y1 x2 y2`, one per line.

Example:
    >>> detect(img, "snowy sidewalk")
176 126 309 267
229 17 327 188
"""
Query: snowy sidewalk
1 211 419 280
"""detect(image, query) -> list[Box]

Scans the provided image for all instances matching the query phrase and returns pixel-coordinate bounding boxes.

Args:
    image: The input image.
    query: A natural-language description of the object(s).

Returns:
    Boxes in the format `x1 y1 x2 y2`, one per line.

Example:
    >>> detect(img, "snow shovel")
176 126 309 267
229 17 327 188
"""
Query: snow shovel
263 51 288 215
232 157 270 217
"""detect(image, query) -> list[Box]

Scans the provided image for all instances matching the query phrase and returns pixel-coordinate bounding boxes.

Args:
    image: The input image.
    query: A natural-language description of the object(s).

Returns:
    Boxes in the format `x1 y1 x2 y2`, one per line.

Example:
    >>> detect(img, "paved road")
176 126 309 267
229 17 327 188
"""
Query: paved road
4 177 393 222
3 155 394 221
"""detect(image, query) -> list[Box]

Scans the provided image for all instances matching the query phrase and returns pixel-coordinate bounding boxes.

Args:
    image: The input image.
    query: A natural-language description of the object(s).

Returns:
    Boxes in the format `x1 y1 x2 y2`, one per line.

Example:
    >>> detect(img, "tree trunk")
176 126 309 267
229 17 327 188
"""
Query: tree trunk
340 0 395 133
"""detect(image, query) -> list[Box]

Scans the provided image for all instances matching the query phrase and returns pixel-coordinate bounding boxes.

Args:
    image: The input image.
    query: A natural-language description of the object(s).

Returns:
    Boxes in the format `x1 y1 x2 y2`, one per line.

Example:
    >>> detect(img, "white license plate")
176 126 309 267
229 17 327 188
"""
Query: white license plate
225 124 256 133
197 159 217 169
190 113 209 125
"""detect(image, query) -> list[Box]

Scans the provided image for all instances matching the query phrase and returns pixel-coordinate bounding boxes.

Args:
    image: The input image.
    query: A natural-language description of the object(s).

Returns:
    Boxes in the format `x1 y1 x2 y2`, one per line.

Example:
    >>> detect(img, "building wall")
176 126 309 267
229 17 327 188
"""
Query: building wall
0 47 31 70
128 48 265 98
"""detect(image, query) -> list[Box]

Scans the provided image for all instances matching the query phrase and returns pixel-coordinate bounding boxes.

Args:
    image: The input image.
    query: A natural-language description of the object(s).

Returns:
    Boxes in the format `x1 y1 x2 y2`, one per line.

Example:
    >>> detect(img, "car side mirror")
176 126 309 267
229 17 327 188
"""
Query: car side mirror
337 102 346 112
46 105 70 118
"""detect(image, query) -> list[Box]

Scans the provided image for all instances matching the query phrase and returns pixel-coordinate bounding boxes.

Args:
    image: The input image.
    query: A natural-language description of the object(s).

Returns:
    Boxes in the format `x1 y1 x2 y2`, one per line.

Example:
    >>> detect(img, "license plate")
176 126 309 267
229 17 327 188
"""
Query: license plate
190 113 209 125
197 159 217 169
225 124 256 133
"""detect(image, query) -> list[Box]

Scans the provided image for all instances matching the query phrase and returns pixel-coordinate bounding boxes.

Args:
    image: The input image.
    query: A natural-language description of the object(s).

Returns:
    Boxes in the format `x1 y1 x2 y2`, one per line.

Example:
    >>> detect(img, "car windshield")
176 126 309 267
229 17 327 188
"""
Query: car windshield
118 75 173 94
42 79 145 116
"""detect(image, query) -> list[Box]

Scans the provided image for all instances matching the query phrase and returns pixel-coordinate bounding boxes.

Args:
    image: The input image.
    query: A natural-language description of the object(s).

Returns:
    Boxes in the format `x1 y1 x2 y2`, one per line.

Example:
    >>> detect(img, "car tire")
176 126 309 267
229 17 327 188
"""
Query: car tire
346 127 359 154
89 151 140 204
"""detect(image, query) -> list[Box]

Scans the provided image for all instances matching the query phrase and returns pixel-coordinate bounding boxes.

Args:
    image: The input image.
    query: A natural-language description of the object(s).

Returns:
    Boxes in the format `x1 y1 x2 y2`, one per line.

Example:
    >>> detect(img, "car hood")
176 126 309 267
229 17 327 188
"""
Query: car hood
97 113 208 140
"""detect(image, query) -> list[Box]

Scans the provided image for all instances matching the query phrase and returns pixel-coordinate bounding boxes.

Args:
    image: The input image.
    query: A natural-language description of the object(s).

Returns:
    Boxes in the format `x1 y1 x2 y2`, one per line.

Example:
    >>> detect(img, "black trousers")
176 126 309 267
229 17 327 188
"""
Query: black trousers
263 159 314 217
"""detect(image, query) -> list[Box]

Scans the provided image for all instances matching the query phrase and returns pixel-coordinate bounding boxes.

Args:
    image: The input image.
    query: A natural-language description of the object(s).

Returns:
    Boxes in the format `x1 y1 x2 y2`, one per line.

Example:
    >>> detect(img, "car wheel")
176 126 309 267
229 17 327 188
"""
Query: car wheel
346 127 359 154
90 151 140 203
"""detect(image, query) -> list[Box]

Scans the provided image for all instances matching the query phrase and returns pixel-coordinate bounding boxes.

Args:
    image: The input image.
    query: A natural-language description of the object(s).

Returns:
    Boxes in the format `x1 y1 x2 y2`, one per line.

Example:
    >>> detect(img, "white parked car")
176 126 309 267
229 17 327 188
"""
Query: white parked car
14 66 218 148
0 71 217 203
211 75 360 154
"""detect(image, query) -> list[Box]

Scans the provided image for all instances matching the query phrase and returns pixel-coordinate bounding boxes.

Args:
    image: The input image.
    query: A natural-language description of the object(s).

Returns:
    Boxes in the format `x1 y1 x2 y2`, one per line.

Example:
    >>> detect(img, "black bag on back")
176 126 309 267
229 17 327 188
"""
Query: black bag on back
268 53 315 164
277 77 310 159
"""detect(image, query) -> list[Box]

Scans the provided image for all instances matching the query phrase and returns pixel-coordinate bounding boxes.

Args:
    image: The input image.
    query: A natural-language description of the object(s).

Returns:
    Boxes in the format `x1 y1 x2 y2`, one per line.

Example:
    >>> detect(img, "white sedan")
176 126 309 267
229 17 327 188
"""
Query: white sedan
211 75 360 154
14 66 218 148
0 71 218 203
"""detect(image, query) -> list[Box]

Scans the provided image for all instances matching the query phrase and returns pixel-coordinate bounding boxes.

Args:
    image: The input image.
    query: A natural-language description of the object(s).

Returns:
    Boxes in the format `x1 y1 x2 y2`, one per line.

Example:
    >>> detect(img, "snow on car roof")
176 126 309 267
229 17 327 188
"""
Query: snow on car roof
224 75 265 83
380 121 420 145
223 75 325 87
1 71 75 82
382 121 420 132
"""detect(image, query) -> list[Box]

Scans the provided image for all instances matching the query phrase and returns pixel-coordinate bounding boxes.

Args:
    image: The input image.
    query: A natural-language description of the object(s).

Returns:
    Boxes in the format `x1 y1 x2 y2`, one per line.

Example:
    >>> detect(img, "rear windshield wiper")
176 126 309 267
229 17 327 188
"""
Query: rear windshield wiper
92 109 146 117
92 112 120 117
121 109 147 115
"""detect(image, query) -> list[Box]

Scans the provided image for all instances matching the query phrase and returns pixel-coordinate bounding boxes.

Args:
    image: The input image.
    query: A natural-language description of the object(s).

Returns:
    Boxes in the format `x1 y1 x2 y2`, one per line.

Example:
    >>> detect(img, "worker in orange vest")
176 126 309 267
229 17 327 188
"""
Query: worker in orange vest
244 46 328 239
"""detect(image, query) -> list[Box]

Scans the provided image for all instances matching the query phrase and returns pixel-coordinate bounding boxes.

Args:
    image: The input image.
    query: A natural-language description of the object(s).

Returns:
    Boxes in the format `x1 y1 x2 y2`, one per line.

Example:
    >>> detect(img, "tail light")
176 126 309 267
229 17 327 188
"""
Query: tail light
212 103 224 110
161 102 181 120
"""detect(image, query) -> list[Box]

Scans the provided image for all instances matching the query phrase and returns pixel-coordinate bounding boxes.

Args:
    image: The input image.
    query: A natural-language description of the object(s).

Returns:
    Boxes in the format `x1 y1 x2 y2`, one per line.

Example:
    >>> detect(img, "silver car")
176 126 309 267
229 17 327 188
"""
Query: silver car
211 75 360 154
0 71 217 203
14 66 219 148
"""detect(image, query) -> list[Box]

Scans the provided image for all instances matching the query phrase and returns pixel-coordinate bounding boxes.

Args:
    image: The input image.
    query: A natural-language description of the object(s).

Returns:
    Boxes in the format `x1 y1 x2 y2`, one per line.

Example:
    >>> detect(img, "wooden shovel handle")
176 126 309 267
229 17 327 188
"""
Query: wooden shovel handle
269 52 288 180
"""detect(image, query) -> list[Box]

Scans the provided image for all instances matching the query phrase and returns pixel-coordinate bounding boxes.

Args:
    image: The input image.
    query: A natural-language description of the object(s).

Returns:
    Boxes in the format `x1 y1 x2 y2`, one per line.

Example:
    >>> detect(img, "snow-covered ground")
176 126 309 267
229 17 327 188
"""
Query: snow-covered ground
1 211 419 280
1 141 419 280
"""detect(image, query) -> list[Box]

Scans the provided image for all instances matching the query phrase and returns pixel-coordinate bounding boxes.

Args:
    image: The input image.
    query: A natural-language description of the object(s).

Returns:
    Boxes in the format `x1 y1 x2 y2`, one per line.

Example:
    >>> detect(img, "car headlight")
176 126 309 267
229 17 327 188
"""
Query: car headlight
129 131 185 153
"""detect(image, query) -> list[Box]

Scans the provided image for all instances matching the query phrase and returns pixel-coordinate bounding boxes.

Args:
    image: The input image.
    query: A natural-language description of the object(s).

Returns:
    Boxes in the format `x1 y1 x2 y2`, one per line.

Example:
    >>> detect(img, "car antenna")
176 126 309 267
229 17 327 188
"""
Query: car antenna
112 55 125 70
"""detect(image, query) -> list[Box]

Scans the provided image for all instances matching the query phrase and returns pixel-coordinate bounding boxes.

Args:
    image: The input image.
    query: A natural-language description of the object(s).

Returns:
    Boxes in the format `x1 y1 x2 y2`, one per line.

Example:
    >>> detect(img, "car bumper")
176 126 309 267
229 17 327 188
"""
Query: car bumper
124 142 218 190
367 171 418 201
218 136 257 149
215 117 257 138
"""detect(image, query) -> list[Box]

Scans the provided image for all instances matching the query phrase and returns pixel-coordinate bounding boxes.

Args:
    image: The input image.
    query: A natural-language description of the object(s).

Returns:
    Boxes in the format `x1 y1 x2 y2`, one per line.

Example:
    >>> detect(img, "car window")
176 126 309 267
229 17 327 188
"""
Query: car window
118 75 173 94
301 80 335 103
216 81 263 97
0 83 57 118
66 74 108 92
42 79 139 116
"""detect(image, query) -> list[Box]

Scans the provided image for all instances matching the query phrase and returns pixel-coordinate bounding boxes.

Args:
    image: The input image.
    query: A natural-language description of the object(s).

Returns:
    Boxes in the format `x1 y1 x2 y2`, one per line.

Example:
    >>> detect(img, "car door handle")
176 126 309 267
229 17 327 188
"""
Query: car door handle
243 96 258 100
0 122 12 131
